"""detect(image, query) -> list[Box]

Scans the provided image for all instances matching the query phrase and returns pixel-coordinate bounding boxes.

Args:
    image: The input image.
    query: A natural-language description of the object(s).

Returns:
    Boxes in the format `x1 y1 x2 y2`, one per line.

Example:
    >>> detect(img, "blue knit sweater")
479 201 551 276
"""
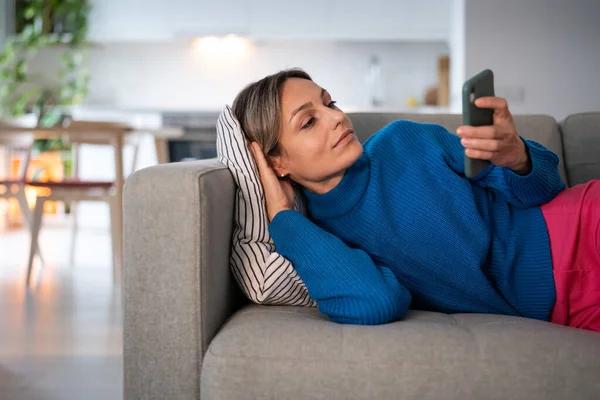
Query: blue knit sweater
268 120 566 325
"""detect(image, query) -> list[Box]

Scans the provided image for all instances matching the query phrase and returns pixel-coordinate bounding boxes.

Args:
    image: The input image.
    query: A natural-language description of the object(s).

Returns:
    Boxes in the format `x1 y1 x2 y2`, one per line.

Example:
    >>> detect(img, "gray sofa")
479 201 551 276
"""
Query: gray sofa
123 112 600 400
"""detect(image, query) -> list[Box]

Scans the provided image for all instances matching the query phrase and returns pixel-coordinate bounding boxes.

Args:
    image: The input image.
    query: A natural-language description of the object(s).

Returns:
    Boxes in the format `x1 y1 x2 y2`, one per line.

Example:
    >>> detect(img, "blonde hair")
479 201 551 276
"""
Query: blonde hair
232 68 312 158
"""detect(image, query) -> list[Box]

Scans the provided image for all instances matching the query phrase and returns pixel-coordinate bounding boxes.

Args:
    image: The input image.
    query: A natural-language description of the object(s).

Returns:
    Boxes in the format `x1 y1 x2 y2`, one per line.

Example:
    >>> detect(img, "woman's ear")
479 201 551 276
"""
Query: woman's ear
268 155 287 177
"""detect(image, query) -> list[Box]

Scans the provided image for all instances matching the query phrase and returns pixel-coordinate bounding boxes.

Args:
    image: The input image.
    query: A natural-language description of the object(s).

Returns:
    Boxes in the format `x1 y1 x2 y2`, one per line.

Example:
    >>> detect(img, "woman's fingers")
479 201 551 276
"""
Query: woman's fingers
474 96 511 119
249 142 295 221
457 125 501 139
461 138 501 152
250 142 275 180
465 148 494 160
250 142 267 171
250 142 282 191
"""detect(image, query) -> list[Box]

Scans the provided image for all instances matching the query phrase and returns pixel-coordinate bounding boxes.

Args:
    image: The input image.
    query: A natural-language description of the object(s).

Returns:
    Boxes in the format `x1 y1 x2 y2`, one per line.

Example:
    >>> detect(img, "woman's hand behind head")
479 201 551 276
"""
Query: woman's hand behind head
250 142 295 222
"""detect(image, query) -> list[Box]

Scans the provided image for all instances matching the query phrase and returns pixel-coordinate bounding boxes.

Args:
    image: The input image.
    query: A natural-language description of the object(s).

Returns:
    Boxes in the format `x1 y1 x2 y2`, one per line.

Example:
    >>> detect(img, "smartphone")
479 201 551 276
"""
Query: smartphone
462 69 495 178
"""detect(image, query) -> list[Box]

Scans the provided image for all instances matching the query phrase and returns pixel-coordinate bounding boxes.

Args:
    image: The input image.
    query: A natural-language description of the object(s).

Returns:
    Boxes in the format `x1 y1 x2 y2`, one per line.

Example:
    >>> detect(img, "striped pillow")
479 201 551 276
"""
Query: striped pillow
216 105 316 307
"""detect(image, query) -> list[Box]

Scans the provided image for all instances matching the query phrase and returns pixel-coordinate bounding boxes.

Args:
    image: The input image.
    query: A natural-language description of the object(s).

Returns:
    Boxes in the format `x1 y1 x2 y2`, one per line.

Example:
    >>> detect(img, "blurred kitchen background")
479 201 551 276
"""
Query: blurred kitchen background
0 0 599 399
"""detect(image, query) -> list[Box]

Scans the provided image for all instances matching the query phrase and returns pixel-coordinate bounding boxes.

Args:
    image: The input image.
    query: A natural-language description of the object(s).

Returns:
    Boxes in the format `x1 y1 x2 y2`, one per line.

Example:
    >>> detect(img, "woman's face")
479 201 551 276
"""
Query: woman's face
271 78 363 194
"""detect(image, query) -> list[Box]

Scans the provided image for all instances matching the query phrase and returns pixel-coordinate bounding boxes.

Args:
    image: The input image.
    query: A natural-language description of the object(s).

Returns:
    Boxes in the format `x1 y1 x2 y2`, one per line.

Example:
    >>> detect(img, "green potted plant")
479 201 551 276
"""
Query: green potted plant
0 0 92 146
0 0 91 182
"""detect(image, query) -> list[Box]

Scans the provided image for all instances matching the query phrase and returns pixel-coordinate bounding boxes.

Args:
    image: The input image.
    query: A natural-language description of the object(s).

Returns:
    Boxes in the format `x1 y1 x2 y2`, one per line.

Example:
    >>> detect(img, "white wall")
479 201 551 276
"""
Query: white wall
449 0 465 113
464 0 600 120
31 40 449 111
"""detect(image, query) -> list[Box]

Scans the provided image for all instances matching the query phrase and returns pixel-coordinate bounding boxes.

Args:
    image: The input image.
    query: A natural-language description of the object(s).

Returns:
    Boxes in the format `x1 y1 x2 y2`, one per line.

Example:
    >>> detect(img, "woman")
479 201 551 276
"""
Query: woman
233 68 600 331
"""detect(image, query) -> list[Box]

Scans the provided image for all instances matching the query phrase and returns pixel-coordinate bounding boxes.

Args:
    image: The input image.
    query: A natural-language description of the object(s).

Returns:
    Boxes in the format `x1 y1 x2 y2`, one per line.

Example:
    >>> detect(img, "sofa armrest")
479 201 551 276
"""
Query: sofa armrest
560 112 600 185
123 158 244 400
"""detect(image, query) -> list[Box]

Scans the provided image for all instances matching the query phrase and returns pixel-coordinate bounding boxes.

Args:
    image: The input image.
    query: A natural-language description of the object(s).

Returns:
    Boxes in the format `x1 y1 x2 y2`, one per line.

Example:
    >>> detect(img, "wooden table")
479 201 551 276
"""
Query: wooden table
0 120 182 279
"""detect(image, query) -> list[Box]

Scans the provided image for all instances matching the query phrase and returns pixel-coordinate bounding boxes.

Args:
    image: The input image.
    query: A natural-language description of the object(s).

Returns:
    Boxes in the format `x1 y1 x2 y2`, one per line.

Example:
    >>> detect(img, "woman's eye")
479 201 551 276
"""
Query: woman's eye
302 117 315 129
328 101 337 108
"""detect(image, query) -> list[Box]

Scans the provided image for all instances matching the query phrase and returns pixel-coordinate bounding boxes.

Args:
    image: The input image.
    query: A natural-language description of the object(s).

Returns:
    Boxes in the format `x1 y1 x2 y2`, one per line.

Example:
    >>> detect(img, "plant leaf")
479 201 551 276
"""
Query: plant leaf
24 6 36 20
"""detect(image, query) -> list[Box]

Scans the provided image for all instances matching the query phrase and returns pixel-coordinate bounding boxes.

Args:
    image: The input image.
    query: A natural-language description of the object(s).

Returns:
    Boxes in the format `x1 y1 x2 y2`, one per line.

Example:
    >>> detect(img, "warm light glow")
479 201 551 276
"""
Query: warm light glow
5 152 63 229
192 36 222 57
222 34 250 55
192 34 251 60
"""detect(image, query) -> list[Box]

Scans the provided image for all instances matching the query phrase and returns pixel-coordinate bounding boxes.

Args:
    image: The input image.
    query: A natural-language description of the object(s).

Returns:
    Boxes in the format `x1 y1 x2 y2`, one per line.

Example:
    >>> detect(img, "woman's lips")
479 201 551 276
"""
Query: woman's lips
334 129 355 148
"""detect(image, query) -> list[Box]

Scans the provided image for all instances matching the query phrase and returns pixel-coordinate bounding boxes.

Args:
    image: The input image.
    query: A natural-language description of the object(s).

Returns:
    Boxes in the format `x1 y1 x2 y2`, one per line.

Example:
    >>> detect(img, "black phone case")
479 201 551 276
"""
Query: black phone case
462 69 495 178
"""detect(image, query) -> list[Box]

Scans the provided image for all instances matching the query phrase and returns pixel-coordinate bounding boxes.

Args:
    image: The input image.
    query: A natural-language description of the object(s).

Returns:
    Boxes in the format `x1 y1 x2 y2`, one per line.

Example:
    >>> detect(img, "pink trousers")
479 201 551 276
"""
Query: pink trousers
540 180 600 332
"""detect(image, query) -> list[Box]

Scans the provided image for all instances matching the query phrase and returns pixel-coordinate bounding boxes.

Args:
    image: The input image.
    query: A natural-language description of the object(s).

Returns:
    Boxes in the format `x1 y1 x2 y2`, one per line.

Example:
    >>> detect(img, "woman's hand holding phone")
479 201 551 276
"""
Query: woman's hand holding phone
458 96 532 175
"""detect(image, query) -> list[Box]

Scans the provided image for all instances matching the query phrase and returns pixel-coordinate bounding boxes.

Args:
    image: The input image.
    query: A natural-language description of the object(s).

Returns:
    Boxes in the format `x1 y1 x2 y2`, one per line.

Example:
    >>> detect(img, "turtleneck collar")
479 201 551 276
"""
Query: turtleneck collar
302 152 371 220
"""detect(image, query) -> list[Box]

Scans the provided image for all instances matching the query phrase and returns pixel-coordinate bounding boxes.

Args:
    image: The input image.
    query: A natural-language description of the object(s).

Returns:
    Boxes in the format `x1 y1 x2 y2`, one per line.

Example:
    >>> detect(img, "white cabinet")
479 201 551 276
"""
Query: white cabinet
88 0 249 42
89 0 451 42
329 0 451 41
248 0 450 41
248 0 335 40
169 0 250 37
88 0 173 42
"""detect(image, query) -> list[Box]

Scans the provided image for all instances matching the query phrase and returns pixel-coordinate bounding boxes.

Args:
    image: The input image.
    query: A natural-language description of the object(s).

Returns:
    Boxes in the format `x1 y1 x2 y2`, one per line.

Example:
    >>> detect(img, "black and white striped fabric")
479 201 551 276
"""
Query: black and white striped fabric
216 105 316 307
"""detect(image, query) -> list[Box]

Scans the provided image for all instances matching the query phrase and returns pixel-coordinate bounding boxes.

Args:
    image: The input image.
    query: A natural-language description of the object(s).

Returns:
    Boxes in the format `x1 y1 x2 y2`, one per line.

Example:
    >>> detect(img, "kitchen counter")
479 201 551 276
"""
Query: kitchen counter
73 103 457 122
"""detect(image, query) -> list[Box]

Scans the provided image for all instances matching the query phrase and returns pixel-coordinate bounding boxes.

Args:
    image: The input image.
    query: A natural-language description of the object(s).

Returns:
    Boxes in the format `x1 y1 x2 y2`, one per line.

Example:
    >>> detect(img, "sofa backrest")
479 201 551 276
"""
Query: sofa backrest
347 113 569 185
559 112 600 186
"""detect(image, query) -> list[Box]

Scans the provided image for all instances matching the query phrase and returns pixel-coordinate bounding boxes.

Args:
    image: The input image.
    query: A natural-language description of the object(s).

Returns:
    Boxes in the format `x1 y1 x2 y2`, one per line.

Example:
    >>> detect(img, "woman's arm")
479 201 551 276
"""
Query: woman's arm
269 209 411 325
478 138 566 207
431 124 566 208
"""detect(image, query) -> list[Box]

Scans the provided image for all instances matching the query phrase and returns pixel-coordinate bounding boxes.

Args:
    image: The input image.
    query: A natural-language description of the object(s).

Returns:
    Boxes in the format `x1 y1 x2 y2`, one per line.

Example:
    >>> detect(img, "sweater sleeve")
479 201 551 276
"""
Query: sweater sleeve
268 209 411 325
430 124 566 208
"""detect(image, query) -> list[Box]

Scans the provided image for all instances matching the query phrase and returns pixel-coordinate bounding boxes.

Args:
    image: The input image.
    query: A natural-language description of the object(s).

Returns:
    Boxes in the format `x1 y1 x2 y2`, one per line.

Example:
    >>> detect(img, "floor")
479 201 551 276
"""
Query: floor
0 211 122 400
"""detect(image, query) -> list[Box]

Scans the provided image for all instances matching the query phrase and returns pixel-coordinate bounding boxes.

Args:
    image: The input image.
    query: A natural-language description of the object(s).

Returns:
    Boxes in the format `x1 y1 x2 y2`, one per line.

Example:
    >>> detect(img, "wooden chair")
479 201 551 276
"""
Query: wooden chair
0 132 33 226
0 131 45 266
26 179 118 284
25 121 129 285
0 132 33 224
49 125 141 276
1 119 174 285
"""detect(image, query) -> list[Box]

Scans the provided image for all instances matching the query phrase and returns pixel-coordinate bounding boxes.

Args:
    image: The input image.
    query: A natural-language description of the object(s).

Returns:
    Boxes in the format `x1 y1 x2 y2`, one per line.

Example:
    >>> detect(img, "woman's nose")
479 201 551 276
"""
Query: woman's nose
328 107 345 128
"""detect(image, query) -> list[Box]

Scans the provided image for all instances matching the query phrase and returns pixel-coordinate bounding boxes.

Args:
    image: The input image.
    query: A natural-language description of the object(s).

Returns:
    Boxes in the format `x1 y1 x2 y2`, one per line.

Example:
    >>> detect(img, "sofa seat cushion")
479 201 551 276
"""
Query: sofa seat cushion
201 304 600 400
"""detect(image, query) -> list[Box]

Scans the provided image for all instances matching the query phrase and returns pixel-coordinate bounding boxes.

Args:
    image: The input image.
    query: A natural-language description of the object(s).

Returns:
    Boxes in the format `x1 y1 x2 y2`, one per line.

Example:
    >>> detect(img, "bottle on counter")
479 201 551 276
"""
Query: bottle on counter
365 55 384 108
